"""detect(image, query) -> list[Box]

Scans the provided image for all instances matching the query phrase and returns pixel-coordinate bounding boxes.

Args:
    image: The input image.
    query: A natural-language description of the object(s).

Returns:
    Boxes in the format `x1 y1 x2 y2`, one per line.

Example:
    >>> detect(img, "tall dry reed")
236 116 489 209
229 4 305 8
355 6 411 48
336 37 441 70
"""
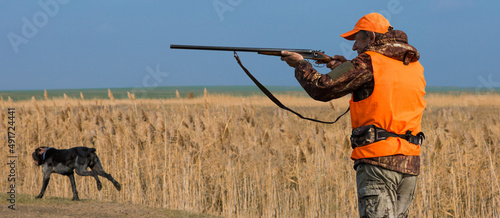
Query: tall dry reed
0 93 499 217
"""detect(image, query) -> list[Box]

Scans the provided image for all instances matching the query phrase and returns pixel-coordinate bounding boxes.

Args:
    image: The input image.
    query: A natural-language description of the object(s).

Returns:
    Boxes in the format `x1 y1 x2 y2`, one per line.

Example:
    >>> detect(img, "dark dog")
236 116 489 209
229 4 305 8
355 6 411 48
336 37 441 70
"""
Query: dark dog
32 146 121 200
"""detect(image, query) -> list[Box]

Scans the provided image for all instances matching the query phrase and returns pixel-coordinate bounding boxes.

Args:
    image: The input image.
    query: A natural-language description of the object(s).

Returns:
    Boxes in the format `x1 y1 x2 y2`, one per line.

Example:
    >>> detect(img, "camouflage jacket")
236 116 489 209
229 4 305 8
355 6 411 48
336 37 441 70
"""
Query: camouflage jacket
294 30 422 175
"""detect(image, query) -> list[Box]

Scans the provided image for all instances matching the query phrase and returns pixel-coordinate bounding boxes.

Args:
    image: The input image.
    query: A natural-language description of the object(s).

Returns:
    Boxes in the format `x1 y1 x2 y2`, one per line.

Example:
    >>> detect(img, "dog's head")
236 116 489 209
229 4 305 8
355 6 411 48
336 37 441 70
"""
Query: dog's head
32 147 50 166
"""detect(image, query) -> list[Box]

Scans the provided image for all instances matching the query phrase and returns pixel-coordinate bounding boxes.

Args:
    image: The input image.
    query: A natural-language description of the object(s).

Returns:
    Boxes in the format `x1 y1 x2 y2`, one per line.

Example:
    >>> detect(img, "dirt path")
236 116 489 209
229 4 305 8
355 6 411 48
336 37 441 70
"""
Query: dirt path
1 195 218 218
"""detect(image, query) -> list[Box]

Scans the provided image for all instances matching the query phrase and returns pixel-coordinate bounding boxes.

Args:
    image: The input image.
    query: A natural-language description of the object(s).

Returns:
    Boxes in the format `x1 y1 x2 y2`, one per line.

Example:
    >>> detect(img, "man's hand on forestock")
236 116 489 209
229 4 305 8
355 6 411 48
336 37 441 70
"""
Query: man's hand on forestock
281 51 304 68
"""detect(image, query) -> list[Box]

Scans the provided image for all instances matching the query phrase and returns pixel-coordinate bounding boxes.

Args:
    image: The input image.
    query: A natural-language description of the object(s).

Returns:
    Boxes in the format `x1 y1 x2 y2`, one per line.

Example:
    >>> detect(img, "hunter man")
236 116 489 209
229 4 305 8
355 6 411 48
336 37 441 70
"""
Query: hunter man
281 13 426 217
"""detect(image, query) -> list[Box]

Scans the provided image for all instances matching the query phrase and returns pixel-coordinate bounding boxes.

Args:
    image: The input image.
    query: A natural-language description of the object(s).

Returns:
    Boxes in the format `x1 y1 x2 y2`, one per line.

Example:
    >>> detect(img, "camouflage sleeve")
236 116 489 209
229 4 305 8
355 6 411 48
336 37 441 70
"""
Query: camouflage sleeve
294 53 374 102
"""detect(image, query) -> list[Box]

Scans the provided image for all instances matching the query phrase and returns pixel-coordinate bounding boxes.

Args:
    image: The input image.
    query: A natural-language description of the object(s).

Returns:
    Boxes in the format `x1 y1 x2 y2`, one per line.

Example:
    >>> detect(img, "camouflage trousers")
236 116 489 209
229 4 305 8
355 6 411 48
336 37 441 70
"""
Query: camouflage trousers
356 164 417 218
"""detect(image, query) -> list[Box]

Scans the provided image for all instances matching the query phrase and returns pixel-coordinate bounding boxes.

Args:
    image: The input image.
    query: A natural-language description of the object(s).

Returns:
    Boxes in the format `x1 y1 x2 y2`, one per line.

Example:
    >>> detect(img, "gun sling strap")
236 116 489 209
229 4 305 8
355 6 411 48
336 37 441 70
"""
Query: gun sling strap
233 51 349 124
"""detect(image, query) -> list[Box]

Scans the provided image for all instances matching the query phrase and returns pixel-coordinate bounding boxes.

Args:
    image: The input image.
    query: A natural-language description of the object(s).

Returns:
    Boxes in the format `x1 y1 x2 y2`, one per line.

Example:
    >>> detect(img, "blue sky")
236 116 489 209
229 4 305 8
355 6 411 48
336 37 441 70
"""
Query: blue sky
1 0 499 91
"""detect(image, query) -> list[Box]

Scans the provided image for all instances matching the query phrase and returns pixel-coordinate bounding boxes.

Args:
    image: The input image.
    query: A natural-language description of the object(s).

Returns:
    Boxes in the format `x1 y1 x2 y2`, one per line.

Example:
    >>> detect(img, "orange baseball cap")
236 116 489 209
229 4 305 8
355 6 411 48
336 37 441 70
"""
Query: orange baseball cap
340 13 392 40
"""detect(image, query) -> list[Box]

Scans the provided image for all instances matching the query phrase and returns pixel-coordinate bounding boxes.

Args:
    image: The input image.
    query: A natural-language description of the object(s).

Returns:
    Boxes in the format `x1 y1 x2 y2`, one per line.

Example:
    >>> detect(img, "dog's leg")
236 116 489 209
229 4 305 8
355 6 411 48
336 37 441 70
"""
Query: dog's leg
68 173 79 201
93 167 122 191
74 156 103 190
36 172 51 199
90 153 121 191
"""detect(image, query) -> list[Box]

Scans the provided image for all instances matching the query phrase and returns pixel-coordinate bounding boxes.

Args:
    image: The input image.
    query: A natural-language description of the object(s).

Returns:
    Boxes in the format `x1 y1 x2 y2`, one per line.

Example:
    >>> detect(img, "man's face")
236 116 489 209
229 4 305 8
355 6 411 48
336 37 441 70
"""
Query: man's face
352 31 372 55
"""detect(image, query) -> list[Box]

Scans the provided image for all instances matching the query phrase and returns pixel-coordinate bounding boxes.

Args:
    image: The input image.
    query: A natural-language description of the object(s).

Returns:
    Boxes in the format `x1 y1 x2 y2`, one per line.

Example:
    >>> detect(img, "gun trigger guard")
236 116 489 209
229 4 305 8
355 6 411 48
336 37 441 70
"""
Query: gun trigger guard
313 61 325 68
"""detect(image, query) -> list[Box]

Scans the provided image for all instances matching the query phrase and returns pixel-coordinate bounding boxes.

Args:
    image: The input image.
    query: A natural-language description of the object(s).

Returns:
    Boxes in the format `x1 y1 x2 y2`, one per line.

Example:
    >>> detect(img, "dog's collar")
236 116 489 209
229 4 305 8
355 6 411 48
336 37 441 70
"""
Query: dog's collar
42 148 54 161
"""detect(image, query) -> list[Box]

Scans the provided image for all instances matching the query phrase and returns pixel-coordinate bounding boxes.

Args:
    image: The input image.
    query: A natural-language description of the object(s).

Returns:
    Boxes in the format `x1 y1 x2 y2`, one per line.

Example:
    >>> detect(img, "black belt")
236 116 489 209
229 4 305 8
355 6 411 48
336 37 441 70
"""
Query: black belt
350 124 425 149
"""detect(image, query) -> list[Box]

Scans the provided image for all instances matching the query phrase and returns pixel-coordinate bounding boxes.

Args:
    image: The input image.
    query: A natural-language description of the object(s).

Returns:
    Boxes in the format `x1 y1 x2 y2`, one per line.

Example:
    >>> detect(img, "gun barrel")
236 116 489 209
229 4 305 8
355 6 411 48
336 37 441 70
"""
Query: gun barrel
170 44 315 54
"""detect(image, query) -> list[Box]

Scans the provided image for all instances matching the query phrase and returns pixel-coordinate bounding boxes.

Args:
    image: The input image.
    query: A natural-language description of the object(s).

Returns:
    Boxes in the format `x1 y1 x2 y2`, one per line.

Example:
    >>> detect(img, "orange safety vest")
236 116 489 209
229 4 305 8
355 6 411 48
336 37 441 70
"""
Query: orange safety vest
350 51 426 160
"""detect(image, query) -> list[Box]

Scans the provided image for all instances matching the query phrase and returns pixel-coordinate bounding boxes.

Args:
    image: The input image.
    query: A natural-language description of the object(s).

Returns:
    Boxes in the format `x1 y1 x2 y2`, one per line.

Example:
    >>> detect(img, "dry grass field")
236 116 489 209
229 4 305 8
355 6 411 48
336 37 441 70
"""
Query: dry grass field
1 92 499 217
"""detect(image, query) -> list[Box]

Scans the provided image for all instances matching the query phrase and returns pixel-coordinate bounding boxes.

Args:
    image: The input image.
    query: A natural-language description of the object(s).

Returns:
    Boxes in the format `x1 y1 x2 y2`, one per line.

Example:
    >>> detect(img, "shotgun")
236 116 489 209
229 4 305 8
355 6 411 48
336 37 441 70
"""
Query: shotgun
169 44 348 124
170 44 332 63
